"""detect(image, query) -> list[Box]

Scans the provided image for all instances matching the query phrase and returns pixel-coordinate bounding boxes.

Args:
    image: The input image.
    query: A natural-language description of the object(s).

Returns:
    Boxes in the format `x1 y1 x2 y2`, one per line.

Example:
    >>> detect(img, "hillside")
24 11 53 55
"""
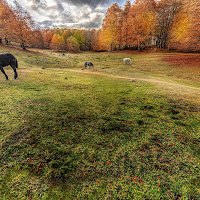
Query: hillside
0 45 200 199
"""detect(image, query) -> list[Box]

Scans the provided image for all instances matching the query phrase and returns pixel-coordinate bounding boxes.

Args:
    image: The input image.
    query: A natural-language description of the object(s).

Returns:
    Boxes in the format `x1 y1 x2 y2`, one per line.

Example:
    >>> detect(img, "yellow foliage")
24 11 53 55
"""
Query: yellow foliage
170 13 192 43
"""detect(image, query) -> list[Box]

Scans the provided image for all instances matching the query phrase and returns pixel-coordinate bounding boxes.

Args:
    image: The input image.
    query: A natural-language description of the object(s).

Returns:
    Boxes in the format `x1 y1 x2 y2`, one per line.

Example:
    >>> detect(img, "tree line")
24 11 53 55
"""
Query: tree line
0 0 43 49
96 0 200 52
0 0 199 52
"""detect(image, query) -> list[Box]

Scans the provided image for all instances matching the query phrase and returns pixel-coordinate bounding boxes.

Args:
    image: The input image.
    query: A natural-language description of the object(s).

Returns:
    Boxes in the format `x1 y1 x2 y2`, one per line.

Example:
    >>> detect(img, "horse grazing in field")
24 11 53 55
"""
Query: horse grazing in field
0 53 18 80
85 62 94 69
123 58 132 64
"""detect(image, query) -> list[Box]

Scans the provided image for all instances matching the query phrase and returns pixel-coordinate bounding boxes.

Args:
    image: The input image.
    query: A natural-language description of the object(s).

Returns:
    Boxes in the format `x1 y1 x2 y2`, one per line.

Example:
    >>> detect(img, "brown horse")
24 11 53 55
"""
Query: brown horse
0 53 18 80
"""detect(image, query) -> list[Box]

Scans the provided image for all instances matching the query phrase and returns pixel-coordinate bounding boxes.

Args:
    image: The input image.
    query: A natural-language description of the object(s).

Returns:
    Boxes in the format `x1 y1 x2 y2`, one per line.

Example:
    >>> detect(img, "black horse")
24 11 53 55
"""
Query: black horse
0 53 18 80
85 62 94 69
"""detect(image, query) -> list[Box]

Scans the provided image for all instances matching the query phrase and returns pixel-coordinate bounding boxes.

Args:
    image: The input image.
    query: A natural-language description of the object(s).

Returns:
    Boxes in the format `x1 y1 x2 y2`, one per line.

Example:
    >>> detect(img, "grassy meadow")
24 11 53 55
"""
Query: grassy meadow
0 45 200 199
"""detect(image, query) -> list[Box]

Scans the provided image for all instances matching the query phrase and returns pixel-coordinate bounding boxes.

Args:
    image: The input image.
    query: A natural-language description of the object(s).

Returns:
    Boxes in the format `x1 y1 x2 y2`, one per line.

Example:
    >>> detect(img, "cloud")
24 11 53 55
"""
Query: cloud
62 0 113 8
7 0 125 29
31 0 107 29
29 0 47 10
37 5 105 30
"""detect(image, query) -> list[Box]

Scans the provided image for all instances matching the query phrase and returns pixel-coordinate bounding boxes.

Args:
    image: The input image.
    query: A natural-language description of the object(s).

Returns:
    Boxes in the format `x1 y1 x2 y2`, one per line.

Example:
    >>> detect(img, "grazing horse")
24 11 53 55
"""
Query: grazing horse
123 58 132 64
85 62 94 69
0 53 18 80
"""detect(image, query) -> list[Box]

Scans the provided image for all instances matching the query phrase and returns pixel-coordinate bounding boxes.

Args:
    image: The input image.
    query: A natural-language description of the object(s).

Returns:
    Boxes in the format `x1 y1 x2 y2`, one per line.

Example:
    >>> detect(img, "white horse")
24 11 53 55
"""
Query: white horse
67 53 70 58
123 58 132 64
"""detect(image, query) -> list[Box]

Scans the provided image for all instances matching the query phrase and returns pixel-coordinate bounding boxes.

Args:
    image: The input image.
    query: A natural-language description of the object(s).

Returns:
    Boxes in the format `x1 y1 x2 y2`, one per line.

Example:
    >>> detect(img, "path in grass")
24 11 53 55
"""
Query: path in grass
31 48 200 104
67 68 200 104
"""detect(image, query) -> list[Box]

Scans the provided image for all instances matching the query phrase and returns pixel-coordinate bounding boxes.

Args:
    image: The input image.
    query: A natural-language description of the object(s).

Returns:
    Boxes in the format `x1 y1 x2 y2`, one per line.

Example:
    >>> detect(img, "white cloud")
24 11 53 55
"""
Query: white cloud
6 0 126 29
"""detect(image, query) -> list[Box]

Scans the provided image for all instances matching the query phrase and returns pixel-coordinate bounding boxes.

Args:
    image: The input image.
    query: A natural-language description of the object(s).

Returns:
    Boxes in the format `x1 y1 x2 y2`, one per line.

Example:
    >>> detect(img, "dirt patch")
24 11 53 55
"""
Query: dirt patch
115 49 149 55
163 55 200 67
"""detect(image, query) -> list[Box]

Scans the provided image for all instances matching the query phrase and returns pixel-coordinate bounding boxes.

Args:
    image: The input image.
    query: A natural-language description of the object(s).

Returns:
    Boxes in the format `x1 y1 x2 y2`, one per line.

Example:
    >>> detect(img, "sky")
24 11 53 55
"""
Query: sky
7 0 127 30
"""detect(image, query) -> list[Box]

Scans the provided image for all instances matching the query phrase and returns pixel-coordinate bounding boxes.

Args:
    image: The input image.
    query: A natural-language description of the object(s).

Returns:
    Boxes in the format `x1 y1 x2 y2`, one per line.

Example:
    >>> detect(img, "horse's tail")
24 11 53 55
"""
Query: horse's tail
16 60 18 68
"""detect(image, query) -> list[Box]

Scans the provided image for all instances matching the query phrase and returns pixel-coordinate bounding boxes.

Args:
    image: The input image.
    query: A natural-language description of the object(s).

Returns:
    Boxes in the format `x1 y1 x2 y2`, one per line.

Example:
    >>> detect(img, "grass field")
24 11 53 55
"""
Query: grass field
0 45 199 199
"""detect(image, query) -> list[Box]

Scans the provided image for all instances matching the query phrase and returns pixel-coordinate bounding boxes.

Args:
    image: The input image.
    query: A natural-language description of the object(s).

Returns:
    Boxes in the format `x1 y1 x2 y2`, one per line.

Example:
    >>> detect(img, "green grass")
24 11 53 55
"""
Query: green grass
0 45 200 199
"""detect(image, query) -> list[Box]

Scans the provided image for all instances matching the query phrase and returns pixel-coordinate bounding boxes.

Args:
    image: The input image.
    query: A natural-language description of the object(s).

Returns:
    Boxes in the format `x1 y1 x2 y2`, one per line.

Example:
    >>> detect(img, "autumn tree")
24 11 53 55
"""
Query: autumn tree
31 29 44 48
83 30 92 50
42 30 54 48
0 0 17 42
62 29 72 42
100 3 122 51
98 29 105 51
155 0 181 49
66 36 80 52
127 0 157 50
73 30 86 50
121 0 131 48
50 33 65 51
91 29 101 51
169 0 200 51
11 0 36 49
59 35 65 50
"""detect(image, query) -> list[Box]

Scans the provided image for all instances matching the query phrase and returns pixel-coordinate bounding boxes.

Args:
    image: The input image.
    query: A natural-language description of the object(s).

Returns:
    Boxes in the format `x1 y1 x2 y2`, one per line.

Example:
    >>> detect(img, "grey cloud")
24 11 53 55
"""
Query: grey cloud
62 0 112 8
56 1 65 12
37 20 54 29
30 0 47 10
37 9 103 30
74 14 104 29
22 0 120 29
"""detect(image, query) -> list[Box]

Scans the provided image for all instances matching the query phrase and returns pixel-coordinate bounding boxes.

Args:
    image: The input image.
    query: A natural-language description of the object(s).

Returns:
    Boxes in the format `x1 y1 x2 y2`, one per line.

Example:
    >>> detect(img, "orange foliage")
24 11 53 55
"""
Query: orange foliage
0 0 17 39
100 3 122 51
169 0 200 51
121 0 131 48
0 0 199 52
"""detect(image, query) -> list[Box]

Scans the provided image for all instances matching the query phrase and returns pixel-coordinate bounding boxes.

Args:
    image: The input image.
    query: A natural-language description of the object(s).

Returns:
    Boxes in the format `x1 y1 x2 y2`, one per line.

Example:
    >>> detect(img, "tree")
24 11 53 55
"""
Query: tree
42 30 54 48
11 0 36 49
50 34 65 51
169 0 200 51
83 30 92 50
155 0 181 49
73 30 86 50
32 29 44 48
126 0 156 50
0 0 17 41
121 0 131 48
66 36 80 52
62 29 72 42
100 3 122 51
91 29 102 51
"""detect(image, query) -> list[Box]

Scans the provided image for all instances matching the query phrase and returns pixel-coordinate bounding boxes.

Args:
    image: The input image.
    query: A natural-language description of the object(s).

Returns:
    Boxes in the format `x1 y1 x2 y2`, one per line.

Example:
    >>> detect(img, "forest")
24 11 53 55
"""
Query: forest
0 0 200 51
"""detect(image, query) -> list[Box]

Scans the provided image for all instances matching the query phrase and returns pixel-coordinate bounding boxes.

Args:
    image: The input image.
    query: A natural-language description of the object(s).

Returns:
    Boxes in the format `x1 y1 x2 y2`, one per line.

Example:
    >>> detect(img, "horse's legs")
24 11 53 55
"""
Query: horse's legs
11 64 18 79
13 68 18 79
0 67 9 80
